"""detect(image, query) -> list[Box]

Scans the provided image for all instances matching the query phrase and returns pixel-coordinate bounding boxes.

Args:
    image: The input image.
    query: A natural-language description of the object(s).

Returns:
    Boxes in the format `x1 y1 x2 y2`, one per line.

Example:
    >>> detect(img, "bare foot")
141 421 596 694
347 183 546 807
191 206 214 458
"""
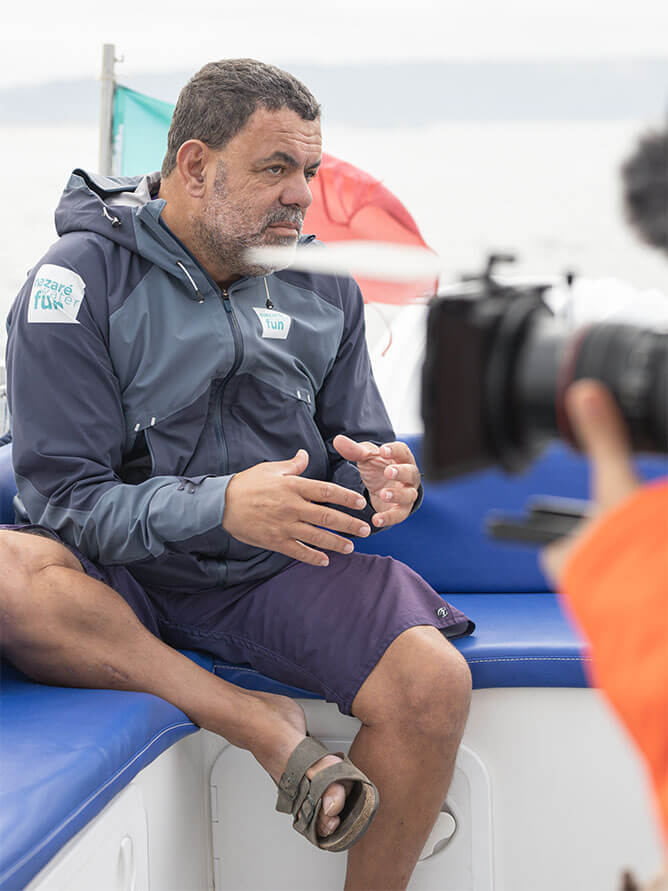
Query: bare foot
242 689 353 838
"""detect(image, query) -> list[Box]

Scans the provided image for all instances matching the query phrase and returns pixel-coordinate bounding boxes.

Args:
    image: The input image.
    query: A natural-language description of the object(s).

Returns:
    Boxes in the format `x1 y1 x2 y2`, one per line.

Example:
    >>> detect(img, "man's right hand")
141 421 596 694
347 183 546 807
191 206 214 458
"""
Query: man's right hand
222 449 371 566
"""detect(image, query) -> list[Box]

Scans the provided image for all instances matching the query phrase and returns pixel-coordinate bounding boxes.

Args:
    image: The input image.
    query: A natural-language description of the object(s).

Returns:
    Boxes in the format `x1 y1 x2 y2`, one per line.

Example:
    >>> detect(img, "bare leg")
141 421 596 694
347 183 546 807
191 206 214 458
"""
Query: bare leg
0 530 348 840
344 625 472 891
0 530 471 878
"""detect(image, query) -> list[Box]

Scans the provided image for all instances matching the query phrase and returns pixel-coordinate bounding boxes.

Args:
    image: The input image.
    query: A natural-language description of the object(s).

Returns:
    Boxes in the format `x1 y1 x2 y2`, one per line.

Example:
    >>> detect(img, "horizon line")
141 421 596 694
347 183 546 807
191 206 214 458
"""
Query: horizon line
2 55 668 92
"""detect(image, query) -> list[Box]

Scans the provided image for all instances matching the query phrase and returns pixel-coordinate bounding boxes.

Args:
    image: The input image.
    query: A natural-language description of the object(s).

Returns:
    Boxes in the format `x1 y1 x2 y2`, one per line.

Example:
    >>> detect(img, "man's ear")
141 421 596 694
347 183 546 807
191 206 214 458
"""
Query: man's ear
174 140 210 198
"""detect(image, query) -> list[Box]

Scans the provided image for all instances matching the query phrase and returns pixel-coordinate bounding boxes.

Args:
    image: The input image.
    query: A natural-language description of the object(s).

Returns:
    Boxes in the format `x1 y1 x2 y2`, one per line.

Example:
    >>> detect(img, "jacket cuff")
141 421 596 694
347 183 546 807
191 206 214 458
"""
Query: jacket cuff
410 481 424 514
184 474 232 536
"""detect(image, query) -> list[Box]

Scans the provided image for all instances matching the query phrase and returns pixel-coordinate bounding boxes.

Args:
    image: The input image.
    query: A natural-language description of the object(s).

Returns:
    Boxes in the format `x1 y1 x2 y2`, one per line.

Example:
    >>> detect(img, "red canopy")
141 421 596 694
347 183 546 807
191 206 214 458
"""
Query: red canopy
304 152 438 305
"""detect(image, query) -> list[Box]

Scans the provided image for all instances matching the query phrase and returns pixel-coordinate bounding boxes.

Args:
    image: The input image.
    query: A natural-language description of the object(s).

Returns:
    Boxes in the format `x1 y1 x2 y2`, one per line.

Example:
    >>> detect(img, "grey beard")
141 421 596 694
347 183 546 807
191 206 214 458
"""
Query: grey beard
191 218 258 278
193 213 302 279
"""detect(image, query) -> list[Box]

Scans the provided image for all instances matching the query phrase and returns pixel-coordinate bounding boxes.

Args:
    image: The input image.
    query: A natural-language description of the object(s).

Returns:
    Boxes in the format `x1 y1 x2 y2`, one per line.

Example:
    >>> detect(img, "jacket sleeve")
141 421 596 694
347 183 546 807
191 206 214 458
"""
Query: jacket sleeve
314 276 422 529
6 257 231 566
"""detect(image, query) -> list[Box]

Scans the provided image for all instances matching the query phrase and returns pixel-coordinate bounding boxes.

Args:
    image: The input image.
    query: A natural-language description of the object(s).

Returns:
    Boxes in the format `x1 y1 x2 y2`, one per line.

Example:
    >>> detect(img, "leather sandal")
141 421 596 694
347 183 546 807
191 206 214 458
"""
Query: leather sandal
275 734 380 852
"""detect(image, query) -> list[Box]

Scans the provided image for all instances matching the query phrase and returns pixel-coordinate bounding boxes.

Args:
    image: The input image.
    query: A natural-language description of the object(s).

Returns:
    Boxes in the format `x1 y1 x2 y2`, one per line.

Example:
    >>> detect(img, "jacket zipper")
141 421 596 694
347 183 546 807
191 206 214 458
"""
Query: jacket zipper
217 287 244 475
136 206 248 478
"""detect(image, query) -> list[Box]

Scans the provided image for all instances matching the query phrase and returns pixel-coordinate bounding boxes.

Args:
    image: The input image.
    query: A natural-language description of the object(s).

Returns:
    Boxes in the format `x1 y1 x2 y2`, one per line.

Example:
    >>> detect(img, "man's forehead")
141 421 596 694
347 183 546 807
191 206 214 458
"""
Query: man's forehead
231 106 322 162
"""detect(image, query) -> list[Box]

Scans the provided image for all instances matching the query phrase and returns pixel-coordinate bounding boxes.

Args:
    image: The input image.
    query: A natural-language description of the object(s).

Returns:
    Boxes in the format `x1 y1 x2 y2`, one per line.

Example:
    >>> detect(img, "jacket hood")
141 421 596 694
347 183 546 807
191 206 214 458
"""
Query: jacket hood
54 169 209 299
54 168 319 301
55 169 159 250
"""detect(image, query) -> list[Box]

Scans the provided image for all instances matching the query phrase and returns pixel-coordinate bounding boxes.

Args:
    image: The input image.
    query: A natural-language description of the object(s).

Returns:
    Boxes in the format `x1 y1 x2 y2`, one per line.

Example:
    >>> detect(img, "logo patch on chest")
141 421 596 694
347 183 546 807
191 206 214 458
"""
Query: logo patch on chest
253 307 292 340
28 264 85 324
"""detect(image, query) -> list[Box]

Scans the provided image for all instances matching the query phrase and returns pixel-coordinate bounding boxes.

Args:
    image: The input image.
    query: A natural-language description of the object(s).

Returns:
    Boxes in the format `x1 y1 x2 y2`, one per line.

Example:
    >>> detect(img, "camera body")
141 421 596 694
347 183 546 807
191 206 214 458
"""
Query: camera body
421 255 667 481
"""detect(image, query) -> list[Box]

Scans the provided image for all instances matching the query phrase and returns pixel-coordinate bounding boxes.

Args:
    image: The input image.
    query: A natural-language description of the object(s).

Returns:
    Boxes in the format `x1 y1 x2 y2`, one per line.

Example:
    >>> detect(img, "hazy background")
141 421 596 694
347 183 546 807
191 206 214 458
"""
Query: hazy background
1 0 667 350
4 0 668 85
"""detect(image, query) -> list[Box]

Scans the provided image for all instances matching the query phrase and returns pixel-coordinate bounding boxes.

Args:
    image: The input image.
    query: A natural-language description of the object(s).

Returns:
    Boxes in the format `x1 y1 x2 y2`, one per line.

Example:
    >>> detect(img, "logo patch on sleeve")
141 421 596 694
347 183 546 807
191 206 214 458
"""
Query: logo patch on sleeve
28 264 85 324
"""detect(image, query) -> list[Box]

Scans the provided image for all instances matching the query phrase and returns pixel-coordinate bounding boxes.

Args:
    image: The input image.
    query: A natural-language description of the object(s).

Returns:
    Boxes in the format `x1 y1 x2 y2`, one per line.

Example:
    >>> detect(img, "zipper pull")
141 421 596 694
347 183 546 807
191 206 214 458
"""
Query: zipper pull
221 288 232 312
263 277 274 309
176 261 204 303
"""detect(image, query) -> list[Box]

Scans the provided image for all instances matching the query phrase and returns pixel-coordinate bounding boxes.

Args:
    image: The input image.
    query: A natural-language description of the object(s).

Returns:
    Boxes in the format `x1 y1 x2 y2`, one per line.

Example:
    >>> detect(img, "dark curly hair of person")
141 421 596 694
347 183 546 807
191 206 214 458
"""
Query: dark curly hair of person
621 125 668 255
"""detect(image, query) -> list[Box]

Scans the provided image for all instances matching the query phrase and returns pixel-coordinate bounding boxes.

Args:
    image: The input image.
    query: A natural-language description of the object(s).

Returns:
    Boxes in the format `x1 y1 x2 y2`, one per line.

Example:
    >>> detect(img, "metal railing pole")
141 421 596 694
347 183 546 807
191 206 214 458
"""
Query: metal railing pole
98 44 116 175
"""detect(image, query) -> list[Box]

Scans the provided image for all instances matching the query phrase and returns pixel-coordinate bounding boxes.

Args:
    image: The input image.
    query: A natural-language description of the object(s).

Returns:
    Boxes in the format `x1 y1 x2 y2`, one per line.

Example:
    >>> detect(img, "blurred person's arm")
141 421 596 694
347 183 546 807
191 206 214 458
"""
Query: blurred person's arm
546 121 668 891
542 380 668 865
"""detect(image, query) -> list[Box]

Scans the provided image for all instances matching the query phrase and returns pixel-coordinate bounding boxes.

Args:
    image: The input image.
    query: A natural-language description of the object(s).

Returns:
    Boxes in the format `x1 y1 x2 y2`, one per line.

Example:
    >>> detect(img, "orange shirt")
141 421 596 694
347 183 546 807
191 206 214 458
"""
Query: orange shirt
562 481 668 846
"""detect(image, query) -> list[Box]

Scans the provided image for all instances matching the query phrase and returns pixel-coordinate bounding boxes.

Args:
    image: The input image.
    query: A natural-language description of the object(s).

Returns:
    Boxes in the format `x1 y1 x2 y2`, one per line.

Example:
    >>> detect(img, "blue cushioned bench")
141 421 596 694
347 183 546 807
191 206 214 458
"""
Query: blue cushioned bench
1 439 665 889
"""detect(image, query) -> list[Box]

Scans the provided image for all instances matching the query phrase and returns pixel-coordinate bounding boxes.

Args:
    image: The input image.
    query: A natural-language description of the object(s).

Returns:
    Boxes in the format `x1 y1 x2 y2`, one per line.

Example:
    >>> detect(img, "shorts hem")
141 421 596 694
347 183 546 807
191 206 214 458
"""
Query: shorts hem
156 618 343 705
340 613 455 717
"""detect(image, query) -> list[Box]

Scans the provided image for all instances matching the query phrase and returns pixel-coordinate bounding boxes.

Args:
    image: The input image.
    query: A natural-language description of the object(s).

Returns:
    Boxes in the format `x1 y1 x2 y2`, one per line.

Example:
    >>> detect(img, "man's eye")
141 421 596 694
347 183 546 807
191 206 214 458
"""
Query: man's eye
305 170 318 181
266 166 283 175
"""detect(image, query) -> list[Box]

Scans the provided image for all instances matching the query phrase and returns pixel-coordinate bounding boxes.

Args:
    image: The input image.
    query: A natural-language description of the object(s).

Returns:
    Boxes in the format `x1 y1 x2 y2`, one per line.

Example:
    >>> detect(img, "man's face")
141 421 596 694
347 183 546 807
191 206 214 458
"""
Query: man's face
193 106 322 281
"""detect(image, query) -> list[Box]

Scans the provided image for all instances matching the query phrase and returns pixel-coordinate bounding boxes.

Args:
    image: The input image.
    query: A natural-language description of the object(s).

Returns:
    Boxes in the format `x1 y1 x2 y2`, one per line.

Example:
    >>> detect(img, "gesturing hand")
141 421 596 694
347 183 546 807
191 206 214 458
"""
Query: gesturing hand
222 449 371 567
333 435 421 529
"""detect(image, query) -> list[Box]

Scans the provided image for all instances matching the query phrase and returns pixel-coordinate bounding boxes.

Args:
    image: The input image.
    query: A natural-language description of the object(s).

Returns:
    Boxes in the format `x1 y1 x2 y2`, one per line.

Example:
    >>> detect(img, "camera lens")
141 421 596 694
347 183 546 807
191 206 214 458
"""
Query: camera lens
422 270 668 480
514 316 668 458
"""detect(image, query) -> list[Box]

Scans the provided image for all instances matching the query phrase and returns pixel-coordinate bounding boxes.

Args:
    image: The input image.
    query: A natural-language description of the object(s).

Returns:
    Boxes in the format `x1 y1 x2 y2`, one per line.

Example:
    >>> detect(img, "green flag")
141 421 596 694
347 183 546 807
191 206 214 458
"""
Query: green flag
112 85 174 176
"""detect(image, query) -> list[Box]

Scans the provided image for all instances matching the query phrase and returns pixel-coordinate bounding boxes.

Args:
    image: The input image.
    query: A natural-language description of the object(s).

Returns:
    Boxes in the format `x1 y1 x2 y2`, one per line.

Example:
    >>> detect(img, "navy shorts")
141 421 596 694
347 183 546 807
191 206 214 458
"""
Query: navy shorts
10 525 474 716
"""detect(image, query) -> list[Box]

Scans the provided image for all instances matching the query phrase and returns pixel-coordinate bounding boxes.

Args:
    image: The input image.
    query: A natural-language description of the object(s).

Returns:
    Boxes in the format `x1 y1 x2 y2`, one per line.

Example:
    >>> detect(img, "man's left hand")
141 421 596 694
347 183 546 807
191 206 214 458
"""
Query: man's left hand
333 435 420 528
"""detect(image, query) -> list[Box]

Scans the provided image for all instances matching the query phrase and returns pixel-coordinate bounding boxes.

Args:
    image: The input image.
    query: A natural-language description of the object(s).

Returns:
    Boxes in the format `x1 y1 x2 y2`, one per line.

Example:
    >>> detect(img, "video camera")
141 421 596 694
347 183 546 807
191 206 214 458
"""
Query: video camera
421 254 668 541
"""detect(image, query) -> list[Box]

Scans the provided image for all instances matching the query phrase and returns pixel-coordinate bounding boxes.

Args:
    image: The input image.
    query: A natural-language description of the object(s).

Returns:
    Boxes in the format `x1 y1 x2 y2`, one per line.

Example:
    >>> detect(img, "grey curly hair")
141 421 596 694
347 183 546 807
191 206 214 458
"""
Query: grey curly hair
161 58 320 178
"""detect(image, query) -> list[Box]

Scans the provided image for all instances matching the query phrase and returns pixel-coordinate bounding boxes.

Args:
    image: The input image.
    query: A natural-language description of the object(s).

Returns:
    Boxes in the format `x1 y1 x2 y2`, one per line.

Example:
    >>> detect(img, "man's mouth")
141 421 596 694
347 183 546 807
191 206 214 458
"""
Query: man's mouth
266 222 301 235
263 211 303 237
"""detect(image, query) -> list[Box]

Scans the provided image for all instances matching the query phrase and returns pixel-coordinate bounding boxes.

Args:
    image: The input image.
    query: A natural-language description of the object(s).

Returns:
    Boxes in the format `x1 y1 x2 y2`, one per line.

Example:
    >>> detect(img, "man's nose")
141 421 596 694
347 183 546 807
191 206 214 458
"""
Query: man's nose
280 172 313 211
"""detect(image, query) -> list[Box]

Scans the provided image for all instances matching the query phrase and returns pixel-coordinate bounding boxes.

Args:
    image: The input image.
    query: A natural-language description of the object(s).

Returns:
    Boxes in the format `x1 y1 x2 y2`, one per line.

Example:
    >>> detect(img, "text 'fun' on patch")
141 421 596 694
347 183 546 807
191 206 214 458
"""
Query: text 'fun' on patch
28 264 85 324
253 306 292 340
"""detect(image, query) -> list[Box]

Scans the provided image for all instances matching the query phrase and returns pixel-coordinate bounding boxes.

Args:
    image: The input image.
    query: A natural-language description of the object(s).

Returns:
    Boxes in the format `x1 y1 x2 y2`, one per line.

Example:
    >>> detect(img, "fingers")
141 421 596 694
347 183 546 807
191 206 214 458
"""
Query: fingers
223 454 373 568
371 506 408 529
275 475 372 566
277 448 310 477
267 523 362 569
332 434 379 462
300 502 371 537
541 380 640 587
296 476 368 511
279 538 333 567
292 522 356 556
384 461 421 487
273 518 367 568
379 441 415 464
375 484 418 507
566 380 638 511
380 456 420 511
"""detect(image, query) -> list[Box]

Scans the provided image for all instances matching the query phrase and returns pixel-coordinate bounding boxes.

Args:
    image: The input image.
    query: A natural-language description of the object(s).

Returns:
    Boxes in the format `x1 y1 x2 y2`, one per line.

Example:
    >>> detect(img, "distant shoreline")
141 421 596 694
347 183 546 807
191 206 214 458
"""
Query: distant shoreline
2 59 667 125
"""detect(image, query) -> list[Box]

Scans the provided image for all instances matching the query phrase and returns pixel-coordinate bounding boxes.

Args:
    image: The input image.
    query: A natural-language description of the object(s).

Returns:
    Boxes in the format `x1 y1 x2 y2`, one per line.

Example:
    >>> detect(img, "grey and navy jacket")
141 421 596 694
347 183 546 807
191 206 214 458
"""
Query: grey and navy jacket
5 170 397 594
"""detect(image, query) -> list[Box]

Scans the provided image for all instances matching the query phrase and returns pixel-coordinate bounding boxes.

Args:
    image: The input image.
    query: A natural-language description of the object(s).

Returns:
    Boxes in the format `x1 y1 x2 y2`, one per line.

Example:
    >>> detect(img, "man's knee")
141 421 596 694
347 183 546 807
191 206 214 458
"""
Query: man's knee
0 529 81 575
352 625 472 737
0 529 82 640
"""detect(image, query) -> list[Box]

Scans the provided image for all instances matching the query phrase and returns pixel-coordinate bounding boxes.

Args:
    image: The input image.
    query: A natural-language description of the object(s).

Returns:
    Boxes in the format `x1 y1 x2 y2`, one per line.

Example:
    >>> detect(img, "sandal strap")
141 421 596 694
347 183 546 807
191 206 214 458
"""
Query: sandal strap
301 754 371 805
292 780 320 834
275 740 380 851
293 755 378 846
276 735 330 813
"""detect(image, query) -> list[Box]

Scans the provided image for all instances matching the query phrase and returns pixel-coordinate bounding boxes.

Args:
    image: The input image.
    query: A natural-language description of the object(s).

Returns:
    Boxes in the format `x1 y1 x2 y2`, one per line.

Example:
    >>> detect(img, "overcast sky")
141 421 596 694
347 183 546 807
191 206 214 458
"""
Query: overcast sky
3 0 668 88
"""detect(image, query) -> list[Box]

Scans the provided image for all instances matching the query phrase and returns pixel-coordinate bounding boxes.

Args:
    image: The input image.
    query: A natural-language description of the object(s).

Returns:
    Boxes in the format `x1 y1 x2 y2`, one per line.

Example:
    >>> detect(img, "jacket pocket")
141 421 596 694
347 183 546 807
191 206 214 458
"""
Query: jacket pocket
221 373 330 482
141 388 211 478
